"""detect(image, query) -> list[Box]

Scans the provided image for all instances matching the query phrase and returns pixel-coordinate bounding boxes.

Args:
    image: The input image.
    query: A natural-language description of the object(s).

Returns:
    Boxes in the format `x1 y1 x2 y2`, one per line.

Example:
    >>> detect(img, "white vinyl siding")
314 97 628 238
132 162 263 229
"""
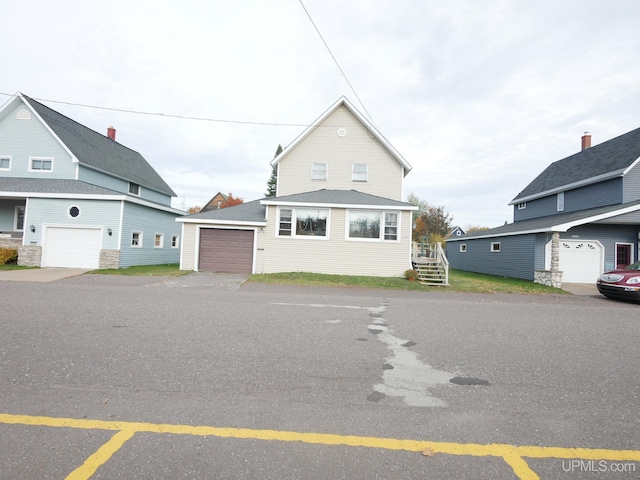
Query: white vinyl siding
259 206 412 276
275 105 405 200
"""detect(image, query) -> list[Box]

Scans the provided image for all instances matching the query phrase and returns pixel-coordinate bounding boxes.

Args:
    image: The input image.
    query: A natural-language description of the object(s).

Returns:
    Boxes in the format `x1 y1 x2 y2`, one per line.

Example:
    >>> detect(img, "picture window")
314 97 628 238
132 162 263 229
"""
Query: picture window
277 208 328 238
348 210 399 241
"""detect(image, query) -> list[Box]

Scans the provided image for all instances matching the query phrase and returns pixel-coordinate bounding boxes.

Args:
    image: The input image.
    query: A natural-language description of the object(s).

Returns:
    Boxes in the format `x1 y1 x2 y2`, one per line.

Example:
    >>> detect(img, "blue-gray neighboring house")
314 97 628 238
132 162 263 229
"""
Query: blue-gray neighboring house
447 130 640 286
0 92 185 269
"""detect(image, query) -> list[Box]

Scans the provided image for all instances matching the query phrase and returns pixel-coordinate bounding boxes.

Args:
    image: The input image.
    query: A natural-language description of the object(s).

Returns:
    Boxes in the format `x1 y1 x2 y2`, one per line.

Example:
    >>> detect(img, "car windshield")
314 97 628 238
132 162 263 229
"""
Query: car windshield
625 261 640 271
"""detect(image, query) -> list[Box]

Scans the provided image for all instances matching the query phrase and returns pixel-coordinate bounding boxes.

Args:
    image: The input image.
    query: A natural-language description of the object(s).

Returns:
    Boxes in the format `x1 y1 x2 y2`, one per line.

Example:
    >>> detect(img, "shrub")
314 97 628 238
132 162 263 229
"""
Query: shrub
0 248 18 265
404 269 419 281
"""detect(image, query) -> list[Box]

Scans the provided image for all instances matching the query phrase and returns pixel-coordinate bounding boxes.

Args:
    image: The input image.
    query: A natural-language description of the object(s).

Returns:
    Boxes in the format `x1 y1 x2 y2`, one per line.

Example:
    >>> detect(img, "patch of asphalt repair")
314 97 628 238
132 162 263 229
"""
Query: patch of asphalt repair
367 302 455 407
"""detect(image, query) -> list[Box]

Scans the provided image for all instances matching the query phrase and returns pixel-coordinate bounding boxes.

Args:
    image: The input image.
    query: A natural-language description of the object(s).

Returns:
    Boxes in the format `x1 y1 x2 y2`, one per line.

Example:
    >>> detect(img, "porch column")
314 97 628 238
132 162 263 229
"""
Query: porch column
550 232 560 272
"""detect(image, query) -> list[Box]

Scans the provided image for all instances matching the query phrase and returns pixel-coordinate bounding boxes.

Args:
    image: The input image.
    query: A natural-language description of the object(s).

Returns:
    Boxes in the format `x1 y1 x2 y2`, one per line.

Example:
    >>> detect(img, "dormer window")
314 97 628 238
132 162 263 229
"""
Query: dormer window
311 162 327 181
352 164 368 182
129 182 141 196
557 192 565 211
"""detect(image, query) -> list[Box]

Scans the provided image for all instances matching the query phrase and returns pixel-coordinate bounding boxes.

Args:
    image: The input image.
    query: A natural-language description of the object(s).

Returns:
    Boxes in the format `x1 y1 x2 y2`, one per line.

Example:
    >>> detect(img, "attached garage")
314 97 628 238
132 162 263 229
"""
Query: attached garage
199 228 254 273
546 239 603 283
42 226 102 268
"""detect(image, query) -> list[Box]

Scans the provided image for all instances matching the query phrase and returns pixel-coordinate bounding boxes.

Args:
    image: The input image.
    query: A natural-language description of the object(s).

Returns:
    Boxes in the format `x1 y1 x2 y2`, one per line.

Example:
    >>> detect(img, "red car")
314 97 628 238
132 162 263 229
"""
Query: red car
596 261 640 301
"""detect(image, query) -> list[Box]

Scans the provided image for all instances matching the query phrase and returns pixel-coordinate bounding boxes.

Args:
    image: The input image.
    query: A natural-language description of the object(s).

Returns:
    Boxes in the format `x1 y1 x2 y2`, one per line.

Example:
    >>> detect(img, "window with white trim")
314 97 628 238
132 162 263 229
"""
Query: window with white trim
29 157 53 172
129 182 141 196
0 156 10 170
348 210 399 241
557 192 565 211
460 244 467 252
491 242 501 252
352 163 368 182
517 202 526 210
277 208 328 238
131 231 143 247
311 162 327 181
171 235 180 248
154 233 164 248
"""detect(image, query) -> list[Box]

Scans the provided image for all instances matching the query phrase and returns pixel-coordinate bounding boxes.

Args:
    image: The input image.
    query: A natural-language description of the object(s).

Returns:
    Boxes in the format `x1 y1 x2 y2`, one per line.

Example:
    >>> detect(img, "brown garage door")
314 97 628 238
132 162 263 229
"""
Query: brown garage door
199 228 254 273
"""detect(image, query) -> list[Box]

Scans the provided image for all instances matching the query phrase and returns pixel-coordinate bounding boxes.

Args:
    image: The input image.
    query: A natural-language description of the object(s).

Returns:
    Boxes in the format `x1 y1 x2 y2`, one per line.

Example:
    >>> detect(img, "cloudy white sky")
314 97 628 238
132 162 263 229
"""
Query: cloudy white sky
3 0 640 228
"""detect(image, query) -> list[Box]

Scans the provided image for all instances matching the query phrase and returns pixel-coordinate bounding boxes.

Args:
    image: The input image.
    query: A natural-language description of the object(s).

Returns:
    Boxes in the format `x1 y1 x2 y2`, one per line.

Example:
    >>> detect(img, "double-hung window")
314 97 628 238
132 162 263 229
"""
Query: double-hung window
129 182 141 196
131 231 143 247
348 210 399 241
311 162 327 181
277 208 328 238
352 164 368 182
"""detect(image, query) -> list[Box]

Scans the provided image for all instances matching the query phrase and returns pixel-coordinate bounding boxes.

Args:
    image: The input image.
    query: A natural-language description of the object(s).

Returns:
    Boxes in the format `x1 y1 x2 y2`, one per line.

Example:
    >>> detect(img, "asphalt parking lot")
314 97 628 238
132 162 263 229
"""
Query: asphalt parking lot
0 273 638 479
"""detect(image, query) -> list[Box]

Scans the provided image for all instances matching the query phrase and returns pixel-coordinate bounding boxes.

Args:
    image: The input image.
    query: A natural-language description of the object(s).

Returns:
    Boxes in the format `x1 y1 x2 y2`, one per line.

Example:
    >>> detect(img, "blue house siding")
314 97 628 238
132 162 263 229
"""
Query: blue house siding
0 101 76 179
514 178 623 221
118 202 181 267
23 198 121 248
0 199 24 232
78 166 172 206
447 234 536 280
623 163 640 203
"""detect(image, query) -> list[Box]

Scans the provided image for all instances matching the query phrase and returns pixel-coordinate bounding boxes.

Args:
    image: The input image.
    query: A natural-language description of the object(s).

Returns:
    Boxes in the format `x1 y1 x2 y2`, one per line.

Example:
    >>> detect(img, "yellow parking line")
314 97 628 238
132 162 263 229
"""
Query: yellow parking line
1 413 638 480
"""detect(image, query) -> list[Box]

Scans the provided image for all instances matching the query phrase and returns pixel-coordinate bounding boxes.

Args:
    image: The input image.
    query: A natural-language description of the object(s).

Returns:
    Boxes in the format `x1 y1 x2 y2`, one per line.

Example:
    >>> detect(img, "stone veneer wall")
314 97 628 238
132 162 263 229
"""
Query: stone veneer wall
99 249 120 269
0 238 21 248
534 270 563 288
18 246 42 267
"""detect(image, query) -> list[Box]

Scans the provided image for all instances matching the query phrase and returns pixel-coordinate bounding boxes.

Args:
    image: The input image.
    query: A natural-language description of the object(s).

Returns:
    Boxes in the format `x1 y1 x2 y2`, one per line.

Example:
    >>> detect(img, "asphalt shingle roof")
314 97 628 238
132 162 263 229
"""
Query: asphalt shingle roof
185 198 267 223
447 199 640 240
263 189 415 208
512 127 640 202
0 178 122 196
24 95 176 197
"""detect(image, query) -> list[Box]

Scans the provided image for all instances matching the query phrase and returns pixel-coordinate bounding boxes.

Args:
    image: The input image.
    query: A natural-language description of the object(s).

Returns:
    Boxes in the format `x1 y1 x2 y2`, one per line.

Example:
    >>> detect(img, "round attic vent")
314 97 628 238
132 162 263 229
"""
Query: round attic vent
337 128 347 137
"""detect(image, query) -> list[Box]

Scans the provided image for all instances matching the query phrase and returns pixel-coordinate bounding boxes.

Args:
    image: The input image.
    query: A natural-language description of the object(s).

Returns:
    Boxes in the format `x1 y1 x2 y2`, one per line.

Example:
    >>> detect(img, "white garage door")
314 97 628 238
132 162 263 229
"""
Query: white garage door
42 227 102 268
546 239 603 283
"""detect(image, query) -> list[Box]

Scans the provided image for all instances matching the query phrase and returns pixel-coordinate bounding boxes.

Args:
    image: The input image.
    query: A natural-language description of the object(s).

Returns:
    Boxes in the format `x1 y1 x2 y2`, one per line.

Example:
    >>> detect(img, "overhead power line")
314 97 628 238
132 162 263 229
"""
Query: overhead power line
0 92 310 128
297 0 376 126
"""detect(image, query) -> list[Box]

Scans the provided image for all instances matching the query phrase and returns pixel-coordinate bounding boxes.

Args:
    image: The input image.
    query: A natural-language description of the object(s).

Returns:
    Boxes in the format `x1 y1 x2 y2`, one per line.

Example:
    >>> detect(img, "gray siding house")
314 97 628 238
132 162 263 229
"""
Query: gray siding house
178 97 418 276
447 130 640 286
0 93 185 269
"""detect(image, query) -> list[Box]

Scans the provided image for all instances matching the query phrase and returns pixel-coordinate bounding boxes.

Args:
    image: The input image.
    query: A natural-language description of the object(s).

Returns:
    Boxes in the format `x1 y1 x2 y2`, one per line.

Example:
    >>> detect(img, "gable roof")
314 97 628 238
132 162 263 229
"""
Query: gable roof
201 192 229 211
511 127 640 204
8 94 176 197
270 96 412 176
447 199 640 241
261 189 418 209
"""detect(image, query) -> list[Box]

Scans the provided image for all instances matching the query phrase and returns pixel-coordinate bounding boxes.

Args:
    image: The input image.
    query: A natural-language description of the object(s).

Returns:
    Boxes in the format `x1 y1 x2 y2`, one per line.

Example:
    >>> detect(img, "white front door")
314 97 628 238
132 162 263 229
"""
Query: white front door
42 226 102 268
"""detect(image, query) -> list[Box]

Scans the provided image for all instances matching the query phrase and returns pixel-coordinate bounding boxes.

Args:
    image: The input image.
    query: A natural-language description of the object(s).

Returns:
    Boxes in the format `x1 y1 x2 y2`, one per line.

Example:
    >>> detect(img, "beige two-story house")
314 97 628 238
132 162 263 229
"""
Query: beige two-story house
178 97 417 277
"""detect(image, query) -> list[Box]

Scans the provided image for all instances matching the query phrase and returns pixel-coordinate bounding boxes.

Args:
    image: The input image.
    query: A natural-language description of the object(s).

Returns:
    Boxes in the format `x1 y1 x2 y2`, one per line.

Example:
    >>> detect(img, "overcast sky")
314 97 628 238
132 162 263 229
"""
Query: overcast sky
3 0 640 228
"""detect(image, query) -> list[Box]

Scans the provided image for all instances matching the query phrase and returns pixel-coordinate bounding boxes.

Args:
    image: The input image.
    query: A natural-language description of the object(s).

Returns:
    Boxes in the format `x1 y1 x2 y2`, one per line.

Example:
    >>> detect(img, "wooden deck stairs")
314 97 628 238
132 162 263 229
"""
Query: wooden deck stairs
412 242 449 286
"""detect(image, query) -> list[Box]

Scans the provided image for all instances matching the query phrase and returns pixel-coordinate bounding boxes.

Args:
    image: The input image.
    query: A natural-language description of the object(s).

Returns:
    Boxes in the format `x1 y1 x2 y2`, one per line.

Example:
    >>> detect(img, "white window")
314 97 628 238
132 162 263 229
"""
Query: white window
171 235 180 248
352 164 368 182
277 207 328 238
14 206 25 231
557 192 565 211
517 202 526 210
154 233 164 248
129 182 141 196
460 244 467 252
131 231 143 247
311 162 327 181
491 242 501 252
0 156 10 170
347 210 399 241
29 157 53 172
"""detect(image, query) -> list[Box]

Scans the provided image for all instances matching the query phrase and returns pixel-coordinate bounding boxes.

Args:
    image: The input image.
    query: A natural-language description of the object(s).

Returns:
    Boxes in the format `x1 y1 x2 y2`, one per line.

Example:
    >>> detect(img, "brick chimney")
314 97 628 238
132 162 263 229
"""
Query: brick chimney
107 126 116 141
581 132 591 150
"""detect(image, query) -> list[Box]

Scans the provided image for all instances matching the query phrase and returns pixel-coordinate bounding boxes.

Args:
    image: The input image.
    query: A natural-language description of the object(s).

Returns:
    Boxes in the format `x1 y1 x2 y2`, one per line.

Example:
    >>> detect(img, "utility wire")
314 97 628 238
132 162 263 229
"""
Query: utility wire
297 0 376 126
0 92 311 128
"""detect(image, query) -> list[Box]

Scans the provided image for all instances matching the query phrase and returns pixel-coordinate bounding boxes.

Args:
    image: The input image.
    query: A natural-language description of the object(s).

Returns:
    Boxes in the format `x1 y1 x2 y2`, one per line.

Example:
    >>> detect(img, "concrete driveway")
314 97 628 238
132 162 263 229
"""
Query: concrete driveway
0 267 88 282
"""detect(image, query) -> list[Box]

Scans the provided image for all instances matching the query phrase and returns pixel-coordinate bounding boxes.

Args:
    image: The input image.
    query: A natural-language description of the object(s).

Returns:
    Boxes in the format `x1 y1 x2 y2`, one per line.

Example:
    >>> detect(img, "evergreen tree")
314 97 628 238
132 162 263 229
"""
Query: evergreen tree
265 144 282 196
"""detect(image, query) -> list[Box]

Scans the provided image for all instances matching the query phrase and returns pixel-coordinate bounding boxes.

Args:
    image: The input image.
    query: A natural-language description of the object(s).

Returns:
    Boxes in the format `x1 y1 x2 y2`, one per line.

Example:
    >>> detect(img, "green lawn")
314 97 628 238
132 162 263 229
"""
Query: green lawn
58 263 567 294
